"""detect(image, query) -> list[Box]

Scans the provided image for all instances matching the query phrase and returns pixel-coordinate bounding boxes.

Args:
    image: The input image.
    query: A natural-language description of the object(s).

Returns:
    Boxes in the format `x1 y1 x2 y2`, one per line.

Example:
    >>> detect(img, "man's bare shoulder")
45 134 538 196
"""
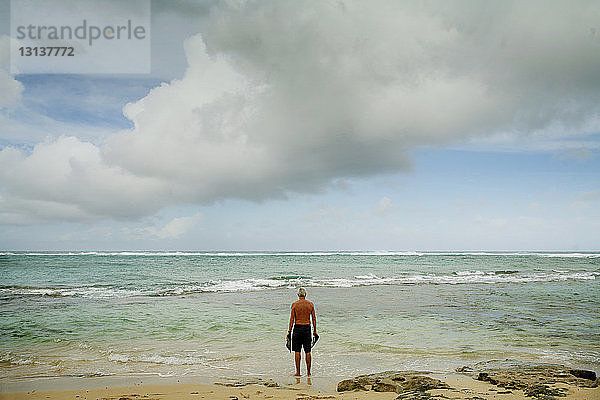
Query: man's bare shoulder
299 299 314 307
292 299 313 306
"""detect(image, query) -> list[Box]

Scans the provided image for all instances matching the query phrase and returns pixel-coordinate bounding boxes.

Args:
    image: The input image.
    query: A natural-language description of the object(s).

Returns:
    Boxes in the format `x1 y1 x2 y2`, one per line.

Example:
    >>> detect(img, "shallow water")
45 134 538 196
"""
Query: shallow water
1 252 598 380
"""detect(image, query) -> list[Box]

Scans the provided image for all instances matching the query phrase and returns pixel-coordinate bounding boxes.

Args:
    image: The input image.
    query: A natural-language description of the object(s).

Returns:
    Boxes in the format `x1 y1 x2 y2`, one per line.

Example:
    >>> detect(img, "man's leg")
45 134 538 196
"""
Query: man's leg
294 351 301 376
306 351 311 376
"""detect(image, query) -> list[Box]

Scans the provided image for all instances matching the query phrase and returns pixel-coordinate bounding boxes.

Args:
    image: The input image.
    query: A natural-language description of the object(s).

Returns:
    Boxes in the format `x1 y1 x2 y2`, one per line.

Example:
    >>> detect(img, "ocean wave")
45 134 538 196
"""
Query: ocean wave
537 253 600 258
2 251 599 257
0 285 148 299
106 352 228 369
108 353 199 365
268 275 310 280
0 352 36 366
1 271 597 299
454 270 486 276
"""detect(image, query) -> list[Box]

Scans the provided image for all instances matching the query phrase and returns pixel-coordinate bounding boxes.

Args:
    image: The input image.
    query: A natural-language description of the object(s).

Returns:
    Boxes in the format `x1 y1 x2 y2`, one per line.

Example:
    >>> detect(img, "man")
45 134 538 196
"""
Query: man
287 287 317 376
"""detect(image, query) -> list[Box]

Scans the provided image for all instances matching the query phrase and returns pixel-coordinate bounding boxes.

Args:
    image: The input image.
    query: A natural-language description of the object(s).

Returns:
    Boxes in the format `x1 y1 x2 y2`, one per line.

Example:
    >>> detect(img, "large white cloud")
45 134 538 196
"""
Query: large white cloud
0 35 24 109
0 137 167 222
1 0 600 223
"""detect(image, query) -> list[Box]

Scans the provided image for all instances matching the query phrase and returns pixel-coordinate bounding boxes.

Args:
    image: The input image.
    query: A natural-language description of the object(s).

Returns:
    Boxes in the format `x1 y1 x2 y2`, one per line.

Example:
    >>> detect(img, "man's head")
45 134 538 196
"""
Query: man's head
297 287 306 298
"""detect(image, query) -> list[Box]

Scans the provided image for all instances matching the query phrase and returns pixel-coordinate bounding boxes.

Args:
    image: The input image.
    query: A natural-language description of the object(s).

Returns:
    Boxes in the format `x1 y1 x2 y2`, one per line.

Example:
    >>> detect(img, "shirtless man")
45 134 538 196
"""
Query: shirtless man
287 287 317 376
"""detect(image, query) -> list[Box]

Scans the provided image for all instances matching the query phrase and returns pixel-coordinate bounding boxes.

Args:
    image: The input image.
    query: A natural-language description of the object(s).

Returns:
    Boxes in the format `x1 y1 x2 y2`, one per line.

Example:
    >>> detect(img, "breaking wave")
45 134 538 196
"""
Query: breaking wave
1 270 597 299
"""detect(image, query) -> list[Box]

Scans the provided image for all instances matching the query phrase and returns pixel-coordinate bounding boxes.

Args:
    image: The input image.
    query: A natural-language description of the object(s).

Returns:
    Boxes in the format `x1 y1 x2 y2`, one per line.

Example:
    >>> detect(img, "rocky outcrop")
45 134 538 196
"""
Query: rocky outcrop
337 371 450 395
337 362 599 400
460 361 598 398
214 377 279 387
569 369 597 381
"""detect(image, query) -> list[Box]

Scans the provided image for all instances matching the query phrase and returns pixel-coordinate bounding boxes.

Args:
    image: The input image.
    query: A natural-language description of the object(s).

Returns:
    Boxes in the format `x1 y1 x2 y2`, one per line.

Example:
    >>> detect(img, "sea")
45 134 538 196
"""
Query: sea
1 251 599 386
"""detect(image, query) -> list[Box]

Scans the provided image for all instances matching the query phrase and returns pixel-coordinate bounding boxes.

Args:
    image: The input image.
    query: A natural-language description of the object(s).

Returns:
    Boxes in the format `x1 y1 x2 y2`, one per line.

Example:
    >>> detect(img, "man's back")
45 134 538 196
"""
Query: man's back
291 298 315 325
288 288 317 376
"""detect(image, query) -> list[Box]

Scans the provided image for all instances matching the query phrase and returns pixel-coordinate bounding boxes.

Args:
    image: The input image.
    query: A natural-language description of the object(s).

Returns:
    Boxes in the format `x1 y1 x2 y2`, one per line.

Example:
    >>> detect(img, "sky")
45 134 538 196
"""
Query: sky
0 0 599 251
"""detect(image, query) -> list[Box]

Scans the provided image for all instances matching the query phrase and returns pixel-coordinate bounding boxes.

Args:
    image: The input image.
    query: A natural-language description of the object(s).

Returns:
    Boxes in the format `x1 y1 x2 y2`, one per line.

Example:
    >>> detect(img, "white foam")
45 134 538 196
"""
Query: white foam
138 354 208 365
108 353 129 363
200 278 289 292
0 286 149 299
0 351 38 366
538 253 600 258
354 274 380 279
2 271 596 299
455 270 487 276
308 271 598 287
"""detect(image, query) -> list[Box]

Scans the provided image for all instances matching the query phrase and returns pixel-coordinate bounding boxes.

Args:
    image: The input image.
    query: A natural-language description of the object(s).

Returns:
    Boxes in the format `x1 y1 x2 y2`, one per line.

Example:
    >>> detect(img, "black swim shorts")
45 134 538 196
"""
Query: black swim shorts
292 324 312 353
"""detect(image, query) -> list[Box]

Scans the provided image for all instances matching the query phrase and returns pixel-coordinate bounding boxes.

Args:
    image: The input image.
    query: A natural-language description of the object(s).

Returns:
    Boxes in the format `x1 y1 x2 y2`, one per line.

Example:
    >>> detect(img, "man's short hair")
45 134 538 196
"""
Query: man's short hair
297 287 306 297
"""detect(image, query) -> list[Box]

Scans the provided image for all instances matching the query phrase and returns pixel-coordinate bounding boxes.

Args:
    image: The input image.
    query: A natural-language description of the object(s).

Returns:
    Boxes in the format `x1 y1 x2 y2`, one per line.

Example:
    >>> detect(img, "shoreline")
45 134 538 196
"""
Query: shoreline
1 363 598 400
0 373 340 394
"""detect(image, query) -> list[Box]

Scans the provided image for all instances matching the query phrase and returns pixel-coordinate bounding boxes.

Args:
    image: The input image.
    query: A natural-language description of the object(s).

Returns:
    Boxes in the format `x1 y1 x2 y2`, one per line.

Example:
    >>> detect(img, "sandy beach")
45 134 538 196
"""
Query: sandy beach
2 365 599 400
0 382 394 400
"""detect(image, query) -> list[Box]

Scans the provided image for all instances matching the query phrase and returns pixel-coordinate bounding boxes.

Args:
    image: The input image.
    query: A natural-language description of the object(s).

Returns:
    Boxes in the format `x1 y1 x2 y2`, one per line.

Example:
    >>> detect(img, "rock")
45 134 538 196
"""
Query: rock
214 381 247 387
523 383 566 398
372 381 398 392
214 378 279 388
337 371 450 395
394 392 435 400
459 361 599 397
456 366 472 373
402 376 450 392
336 379 366 392
569 369 597 381
476 373 498 385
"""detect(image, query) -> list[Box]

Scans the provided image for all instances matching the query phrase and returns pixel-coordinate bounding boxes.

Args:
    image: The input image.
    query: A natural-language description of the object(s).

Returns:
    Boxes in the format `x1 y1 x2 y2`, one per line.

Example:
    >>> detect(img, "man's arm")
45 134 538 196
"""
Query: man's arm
311 304 317 334
287 304 295 337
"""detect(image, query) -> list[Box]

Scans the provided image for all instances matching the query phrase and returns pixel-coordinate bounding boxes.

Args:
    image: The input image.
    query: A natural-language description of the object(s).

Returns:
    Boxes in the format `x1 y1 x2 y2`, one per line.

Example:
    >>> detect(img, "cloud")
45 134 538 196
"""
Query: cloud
373 196 394 216
575 189 600 203
2 1 600 223
0 136 167 223
0 35 24 109
301 205 349 224
122 213 202 239
154 213 203 239
558 147 595 161
475 215 508 228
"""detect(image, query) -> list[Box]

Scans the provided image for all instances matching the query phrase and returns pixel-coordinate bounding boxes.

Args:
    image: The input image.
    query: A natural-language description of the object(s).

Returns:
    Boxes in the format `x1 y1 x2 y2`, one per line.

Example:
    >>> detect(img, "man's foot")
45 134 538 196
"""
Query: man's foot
307 372 311 377
293 373 301 377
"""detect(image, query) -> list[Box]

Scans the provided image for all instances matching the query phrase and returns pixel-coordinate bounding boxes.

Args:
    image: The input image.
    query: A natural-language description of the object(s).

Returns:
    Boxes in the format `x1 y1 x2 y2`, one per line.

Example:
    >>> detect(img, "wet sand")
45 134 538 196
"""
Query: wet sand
1 368 598 400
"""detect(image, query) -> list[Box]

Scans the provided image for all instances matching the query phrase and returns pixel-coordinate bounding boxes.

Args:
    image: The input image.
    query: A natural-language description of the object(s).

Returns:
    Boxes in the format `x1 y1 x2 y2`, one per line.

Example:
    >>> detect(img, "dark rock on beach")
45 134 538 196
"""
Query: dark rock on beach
461 360 598 398
568 369 596 381
338 362 599 400
214 377 279 388
470 362 598 388
337 371 450 396
336 379 364 392
523 384 566 398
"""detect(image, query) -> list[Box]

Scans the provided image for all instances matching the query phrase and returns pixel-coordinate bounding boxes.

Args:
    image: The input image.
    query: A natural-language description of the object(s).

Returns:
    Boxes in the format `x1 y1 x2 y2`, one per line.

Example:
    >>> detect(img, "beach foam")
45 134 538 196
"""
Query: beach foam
1 270 597 298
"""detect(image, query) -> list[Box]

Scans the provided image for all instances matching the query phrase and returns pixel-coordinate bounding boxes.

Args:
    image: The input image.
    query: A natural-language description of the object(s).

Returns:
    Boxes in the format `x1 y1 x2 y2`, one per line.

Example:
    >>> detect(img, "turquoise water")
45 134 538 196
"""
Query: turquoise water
1 251 599 381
